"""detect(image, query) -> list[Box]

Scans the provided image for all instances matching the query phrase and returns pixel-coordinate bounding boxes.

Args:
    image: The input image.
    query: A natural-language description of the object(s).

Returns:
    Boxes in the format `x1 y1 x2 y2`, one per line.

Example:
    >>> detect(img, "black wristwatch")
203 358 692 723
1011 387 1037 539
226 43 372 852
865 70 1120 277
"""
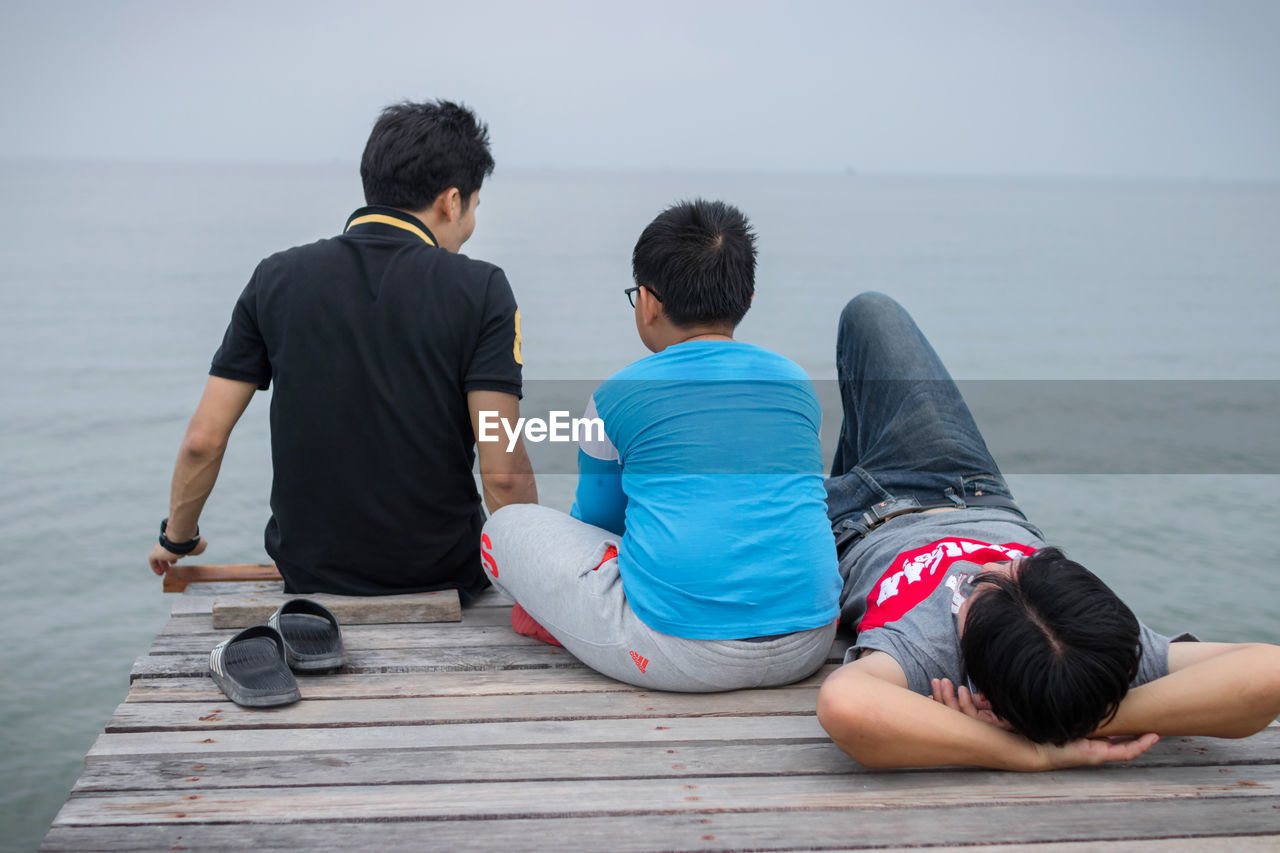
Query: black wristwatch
159 518 201 555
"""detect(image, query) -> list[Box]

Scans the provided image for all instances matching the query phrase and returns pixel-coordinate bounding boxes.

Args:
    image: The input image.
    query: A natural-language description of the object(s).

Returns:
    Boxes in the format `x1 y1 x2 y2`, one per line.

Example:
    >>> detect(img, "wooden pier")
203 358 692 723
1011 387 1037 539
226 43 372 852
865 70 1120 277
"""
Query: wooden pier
42 581 1280 851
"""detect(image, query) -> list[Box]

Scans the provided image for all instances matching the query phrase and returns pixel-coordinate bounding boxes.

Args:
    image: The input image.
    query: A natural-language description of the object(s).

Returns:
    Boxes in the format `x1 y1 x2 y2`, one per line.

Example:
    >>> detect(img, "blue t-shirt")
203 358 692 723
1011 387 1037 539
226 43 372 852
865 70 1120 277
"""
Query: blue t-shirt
571 340 841 639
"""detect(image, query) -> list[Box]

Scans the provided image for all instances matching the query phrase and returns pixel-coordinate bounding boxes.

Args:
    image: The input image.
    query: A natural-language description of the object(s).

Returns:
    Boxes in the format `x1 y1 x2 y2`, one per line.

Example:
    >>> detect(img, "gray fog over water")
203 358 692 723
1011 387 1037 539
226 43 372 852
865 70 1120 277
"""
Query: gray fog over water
2 163 1279 849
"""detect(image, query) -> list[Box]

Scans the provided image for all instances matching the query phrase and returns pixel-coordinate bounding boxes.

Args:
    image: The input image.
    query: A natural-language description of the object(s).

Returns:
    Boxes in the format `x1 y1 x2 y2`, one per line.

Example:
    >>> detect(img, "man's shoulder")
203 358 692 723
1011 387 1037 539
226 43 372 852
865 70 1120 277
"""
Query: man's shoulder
392 243 505 282
444 249 502 276
254 235 341 271
258 234 504 276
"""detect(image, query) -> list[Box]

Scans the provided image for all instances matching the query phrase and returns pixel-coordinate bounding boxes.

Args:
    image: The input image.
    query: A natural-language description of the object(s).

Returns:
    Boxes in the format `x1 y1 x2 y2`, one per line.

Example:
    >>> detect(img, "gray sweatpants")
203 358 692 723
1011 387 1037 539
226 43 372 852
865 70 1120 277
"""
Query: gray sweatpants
481 504 836 692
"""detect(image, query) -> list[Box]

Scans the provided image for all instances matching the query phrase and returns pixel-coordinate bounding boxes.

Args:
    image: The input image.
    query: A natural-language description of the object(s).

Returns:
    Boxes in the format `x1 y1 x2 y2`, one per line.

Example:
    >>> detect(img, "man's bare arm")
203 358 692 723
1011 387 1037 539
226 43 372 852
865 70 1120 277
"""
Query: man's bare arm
817 651 1158 771
1096 642 1280 739
468 390 538 514
148 376 257 575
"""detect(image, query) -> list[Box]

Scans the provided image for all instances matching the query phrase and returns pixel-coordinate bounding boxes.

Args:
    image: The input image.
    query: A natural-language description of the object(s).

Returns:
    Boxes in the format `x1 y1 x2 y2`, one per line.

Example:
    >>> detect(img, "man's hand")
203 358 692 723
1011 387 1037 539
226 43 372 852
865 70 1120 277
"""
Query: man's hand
930 678 1014 731
148 537 209 576
928 676 1159 767
1032 733 1160 770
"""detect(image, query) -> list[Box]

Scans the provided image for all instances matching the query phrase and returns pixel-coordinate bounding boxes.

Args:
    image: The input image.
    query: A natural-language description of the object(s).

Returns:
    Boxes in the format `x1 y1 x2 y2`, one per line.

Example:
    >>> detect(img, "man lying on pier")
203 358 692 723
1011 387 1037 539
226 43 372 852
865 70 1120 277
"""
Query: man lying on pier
816 292 1280 771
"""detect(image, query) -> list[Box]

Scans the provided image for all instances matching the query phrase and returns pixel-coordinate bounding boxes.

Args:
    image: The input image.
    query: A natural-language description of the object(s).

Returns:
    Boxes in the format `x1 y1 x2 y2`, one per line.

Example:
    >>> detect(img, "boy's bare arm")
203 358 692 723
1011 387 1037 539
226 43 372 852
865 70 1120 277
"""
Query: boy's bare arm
1095 642 1280 739
817 651 1158 771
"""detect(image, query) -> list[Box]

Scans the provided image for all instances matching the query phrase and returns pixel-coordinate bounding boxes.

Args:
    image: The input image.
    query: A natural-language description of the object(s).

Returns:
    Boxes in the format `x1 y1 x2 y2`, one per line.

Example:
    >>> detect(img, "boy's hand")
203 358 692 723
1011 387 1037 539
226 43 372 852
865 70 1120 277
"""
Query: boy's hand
1033 733 1160 770
930 677 1014 731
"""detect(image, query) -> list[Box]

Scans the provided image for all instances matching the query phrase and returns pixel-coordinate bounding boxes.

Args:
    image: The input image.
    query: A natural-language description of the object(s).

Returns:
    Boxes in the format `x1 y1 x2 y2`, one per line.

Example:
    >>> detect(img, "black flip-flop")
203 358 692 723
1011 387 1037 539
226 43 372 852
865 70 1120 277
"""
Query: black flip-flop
208 625 301 707
267 599 346 672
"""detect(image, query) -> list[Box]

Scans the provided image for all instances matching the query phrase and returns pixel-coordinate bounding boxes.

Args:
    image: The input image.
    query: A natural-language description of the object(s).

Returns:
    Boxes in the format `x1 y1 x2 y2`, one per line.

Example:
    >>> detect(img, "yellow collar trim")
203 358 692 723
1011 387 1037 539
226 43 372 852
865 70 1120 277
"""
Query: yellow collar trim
346 213 436 247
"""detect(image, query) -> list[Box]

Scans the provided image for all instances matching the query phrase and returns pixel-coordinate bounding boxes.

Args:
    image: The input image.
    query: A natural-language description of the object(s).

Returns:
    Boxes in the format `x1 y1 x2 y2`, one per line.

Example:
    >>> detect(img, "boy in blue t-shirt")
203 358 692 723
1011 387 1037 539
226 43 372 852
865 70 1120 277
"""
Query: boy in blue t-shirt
481 200 841 691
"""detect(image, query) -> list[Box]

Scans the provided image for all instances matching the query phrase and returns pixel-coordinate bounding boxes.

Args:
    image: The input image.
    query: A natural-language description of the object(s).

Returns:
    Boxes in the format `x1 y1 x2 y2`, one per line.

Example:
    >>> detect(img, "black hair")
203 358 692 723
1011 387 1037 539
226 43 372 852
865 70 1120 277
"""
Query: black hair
631 199 757 328
960 546 1141 746
360 100 495 210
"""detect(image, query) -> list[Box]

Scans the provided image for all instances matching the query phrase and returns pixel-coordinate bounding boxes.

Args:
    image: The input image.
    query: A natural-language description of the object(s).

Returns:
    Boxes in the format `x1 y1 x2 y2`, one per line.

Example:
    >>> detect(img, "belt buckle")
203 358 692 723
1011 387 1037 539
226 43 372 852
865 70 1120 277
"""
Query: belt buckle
861 496 925 531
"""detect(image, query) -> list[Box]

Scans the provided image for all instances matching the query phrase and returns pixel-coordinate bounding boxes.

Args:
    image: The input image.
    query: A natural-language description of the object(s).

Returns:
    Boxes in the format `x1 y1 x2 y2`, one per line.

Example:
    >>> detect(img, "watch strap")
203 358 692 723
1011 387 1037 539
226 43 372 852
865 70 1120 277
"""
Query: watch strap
159 518 201 555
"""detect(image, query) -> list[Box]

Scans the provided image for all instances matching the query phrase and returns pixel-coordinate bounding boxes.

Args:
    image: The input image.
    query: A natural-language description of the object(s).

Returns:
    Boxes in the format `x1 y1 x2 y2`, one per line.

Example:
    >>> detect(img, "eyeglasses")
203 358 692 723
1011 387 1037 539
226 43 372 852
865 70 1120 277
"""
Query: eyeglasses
625 285 662 308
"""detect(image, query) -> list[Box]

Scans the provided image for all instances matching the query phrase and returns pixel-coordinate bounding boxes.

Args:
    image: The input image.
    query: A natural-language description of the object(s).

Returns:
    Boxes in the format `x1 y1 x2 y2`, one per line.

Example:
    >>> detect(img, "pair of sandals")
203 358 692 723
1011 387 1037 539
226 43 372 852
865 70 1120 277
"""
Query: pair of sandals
208 599 345 707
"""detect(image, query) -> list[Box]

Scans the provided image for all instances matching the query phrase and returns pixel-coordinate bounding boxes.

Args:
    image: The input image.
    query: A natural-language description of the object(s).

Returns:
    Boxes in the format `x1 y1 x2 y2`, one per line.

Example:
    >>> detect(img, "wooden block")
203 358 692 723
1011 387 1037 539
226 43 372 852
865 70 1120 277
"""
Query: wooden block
211 589 462 628
163 564 281 593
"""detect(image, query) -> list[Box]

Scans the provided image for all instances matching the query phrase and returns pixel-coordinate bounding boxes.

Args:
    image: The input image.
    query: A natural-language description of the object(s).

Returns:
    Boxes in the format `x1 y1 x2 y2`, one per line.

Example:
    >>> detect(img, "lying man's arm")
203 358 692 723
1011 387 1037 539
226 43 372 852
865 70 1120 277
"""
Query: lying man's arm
469 390 538 514
816 651 1158 771
1095 642 1280 739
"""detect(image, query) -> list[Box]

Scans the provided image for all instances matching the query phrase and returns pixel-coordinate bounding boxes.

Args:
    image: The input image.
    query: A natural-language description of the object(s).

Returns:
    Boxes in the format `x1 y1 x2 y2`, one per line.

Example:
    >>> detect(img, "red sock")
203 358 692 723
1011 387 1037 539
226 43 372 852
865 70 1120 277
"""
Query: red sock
508 547 617 647
510 603 562 646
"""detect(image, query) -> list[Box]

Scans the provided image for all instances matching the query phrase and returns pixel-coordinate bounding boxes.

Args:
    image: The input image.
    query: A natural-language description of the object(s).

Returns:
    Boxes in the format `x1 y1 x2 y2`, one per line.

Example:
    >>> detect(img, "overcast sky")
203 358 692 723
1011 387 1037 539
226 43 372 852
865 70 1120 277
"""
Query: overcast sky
2 0 1277 179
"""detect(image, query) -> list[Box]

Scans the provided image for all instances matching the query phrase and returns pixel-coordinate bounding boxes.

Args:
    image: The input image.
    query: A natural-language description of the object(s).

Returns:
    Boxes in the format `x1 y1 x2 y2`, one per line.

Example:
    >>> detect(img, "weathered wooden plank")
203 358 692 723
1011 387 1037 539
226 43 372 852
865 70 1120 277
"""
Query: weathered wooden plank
132 638 847 680
42 799 1280 850
130 643 582 681
469 587 514 608
172 585 509 616
40 799 1280 850
163 563 282 593
172 581 497 609
872 841 1280 853
156 605 514 640
171 582 284 614
46 766 1280 826
127 665 840 702
149 622 538 654
40 802 1280 853
86 716 831 759
211 589 461 628
106 687 820 732
180 580 285 597
69 730 1280 793
72 740 854 792
126 668 635 701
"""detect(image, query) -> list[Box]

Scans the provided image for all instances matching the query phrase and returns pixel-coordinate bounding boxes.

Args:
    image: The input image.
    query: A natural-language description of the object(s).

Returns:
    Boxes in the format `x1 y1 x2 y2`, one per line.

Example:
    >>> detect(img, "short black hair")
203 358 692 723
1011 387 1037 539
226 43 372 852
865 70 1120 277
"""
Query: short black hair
961 547 1141 746
631 199 757 328
360 100 495 210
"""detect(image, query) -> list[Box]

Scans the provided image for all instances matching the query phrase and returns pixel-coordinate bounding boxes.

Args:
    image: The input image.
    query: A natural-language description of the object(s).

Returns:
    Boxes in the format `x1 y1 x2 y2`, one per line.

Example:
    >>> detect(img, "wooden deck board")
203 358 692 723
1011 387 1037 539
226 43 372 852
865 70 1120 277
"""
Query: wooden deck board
71 734 1280 794
42 581 1280 851
105 689 822 732
46 766 1280 825
41 800 1280 850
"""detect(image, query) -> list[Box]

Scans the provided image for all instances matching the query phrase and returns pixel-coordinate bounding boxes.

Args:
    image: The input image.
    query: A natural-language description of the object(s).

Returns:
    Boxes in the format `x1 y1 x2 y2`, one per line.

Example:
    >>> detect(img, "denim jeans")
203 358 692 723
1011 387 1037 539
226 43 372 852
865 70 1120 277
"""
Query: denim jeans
824 292 1016 526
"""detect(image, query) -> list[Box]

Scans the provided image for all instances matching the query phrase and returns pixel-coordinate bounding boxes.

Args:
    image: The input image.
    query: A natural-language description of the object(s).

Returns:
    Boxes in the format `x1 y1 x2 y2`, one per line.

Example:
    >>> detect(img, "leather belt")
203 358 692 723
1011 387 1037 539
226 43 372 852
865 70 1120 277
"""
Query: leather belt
833 493 1024 553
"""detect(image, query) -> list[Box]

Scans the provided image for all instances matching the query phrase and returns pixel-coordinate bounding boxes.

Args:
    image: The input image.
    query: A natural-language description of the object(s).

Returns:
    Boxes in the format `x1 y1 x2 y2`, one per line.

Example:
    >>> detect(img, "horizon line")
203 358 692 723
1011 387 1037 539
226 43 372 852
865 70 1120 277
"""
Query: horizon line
0 155 1276 188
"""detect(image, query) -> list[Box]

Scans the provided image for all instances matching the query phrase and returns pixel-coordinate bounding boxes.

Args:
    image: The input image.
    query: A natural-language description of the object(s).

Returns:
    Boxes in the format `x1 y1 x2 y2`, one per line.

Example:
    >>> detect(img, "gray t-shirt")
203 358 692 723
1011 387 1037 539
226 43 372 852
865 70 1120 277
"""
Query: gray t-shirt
837 508 1180 696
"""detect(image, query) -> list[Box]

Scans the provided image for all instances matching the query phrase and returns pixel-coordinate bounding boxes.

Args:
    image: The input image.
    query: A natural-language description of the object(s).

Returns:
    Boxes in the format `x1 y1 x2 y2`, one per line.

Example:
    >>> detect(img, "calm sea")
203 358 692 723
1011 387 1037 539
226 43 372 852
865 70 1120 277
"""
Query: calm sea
1 162 1277 850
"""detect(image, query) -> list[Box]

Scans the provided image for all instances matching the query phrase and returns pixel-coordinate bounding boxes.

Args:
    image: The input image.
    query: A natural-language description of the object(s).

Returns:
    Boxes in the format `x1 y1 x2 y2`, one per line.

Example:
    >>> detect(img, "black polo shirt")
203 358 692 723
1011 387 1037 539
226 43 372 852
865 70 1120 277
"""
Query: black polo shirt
209 206 523 599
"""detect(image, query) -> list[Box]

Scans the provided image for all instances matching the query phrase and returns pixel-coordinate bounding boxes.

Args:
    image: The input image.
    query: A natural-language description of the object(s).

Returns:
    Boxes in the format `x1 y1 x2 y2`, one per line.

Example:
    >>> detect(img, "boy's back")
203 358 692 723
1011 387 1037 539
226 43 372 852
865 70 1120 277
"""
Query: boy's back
575 340 839 638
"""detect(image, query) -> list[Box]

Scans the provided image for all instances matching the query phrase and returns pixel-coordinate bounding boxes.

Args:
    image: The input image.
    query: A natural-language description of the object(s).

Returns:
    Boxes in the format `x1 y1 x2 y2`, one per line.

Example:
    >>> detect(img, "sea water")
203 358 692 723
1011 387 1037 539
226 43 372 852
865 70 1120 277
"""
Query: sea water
1 162 1277 850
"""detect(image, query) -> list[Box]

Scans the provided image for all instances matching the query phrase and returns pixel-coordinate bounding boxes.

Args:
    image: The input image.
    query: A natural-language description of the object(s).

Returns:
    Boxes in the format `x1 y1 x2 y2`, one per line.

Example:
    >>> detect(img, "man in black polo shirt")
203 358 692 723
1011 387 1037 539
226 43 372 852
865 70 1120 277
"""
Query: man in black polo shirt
148 101 536 600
